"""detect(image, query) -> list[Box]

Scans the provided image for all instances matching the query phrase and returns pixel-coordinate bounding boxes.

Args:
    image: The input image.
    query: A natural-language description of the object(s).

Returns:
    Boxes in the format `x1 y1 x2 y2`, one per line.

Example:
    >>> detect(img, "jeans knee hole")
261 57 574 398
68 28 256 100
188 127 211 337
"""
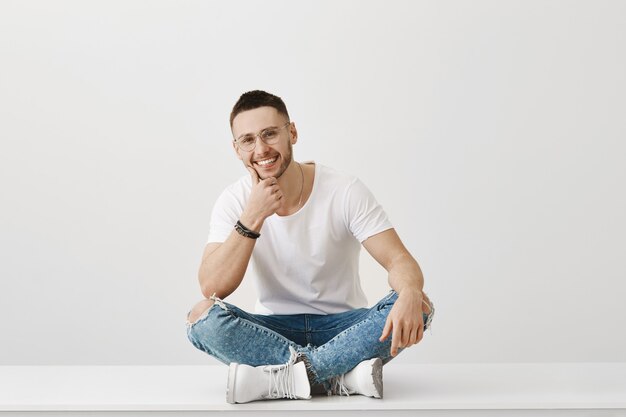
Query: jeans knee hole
187 305 213 326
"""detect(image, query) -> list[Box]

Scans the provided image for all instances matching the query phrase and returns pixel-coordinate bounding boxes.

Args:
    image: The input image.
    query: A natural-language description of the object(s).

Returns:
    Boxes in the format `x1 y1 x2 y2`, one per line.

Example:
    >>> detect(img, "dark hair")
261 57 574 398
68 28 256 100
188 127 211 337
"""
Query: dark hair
230 90 290 127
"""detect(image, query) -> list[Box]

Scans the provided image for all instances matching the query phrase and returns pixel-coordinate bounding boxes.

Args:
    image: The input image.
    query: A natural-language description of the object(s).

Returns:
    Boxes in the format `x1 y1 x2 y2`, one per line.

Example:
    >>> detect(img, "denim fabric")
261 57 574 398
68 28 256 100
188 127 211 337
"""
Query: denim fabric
186 290 434 386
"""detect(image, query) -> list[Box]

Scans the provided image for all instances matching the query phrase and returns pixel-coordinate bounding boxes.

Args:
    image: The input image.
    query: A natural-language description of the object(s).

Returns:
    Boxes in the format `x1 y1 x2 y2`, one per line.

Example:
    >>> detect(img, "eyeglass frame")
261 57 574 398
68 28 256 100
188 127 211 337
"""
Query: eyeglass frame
233 122 292 151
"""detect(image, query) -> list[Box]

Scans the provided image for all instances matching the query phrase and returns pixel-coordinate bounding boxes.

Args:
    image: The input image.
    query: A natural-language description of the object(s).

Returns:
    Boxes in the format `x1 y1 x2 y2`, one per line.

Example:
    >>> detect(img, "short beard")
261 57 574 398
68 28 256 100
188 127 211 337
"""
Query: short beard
262 141 293 180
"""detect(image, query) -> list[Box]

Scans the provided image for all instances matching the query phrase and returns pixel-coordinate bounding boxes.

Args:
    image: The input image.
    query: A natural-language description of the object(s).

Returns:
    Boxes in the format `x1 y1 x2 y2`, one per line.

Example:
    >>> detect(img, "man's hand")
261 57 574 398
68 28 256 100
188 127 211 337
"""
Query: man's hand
379 288 428 357
239 166 283 231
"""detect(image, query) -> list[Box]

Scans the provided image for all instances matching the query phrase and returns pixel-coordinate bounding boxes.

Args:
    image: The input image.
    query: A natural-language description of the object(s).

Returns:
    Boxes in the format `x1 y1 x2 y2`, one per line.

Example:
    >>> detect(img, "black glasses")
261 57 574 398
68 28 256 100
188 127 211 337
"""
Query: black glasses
233 122 291 152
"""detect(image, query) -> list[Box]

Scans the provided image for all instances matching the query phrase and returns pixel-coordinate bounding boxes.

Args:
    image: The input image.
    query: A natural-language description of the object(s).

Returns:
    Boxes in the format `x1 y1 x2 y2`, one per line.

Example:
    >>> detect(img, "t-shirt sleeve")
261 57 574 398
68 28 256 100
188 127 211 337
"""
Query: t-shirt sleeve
206 188 244 244
344 177 393 243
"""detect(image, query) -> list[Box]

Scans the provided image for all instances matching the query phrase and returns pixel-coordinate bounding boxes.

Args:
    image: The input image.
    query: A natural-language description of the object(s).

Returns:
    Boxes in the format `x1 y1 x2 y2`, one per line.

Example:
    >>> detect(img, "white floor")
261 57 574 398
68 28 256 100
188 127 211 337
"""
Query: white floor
1 363 625 416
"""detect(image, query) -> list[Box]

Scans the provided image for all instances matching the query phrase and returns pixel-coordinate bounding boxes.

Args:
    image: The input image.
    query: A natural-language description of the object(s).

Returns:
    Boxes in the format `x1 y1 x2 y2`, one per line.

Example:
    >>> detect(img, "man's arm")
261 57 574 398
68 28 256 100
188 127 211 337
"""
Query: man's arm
197 232 256 299
198 167 283 299
362 228 431 356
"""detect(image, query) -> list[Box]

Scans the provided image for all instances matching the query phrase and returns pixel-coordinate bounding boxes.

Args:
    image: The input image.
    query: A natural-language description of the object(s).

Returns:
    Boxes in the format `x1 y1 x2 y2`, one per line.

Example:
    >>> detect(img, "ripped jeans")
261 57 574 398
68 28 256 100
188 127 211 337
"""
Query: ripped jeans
186 290 435 391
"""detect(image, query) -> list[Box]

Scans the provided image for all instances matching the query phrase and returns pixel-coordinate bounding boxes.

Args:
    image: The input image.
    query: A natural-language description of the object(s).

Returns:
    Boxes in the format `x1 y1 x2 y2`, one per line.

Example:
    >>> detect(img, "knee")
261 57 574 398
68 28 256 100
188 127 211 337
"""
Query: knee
186 298 215 325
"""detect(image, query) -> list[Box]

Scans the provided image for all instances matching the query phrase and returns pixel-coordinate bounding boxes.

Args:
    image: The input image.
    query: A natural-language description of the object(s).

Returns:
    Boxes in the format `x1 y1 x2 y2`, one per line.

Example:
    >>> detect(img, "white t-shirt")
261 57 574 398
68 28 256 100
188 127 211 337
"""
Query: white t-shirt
207 163 393 315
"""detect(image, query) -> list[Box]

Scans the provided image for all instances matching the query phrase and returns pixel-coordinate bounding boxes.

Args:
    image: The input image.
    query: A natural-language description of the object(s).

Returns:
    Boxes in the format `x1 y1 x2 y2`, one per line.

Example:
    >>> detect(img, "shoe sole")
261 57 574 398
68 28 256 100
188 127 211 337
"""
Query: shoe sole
227 363 238 404
371 358 383 398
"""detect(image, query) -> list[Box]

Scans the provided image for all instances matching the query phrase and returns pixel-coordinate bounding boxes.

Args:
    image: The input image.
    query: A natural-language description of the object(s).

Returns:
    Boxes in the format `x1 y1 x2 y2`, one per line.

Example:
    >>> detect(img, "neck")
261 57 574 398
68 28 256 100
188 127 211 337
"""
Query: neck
277 161 304 211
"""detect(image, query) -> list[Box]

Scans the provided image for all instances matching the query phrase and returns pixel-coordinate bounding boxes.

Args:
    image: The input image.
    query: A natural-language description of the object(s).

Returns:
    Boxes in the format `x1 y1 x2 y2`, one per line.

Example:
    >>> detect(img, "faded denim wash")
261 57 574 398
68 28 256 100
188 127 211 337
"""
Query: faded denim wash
186 290 434 388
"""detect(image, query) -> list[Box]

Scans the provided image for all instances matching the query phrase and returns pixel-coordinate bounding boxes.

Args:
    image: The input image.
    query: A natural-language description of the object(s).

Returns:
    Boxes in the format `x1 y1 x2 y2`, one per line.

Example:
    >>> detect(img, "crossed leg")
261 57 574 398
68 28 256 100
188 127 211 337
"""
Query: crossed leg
185 290 435 389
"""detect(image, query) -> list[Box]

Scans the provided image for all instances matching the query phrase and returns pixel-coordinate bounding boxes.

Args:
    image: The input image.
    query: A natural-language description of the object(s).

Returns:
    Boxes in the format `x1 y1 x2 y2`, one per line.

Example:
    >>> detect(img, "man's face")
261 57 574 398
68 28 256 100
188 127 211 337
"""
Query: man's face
231 106 297 180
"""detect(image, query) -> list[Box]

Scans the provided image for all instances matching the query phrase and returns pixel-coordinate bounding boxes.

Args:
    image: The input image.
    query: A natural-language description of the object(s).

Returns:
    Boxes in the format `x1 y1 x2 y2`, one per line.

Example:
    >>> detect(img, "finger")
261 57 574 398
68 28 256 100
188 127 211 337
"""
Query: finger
409 325 418 346
416 321 425 344
390 325 400 357
399 323 410 348
264 176 278 187
416 314 425 343
379 316 392 342
247 165 260 185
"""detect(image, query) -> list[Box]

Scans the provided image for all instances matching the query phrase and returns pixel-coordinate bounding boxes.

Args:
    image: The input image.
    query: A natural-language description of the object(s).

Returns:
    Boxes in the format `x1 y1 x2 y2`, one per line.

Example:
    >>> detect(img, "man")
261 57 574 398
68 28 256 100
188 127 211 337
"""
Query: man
186 90 434 404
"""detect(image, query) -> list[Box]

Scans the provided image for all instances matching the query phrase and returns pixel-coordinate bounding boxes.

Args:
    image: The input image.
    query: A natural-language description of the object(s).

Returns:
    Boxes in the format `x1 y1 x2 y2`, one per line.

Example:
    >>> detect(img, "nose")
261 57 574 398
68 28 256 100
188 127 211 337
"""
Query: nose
254 135 270 154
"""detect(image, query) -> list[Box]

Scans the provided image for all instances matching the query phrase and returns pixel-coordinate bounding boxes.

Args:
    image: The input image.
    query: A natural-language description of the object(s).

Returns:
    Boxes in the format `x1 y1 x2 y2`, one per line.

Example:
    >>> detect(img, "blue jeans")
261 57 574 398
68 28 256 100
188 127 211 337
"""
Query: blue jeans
186 290 434 389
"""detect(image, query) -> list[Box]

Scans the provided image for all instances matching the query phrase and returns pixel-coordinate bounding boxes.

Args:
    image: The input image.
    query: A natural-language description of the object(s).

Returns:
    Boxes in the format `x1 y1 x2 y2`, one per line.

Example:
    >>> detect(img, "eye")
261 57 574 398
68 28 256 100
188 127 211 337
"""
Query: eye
261 129 278 140
239 136 255 146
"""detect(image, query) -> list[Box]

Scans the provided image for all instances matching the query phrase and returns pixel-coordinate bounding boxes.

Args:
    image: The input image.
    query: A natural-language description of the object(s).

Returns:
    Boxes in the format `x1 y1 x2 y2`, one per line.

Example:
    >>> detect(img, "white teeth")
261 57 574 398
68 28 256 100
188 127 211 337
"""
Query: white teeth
257 156 277 166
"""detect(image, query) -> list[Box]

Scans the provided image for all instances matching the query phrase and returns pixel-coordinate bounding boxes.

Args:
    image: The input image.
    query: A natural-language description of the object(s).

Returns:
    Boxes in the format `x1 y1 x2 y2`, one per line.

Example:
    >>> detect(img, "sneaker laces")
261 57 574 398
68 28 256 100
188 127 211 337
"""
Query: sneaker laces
264 346 300 399
330 374 351 396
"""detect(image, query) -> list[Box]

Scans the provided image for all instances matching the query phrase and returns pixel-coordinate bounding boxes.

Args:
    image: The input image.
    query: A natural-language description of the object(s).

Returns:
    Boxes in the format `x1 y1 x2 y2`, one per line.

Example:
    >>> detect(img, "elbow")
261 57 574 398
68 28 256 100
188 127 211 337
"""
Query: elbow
198 268 217 299
198 263 239 300
200 284 215 300
199 279 229 300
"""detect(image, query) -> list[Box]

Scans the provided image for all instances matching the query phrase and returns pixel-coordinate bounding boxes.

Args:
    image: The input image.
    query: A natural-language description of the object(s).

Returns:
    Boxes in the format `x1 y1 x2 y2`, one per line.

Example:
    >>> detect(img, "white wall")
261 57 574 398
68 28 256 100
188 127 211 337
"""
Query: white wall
1 0 624 365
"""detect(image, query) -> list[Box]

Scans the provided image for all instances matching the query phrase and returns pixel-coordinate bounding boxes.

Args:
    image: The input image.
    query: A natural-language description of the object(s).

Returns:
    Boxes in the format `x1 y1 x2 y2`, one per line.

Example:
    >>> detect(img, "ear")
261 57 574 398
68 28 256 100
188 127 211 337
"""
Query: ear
289 122 298 145
232 141 243 160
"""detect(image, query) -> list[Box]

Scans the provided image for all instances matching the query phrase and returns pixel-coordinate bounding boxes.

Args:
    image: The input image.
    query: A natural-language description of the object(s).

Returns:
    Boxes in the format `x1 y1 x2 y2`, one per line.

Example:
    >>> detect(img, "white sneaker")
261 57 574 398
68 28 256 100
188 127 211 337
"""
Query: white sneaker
332 357 383 398
226 347 311 404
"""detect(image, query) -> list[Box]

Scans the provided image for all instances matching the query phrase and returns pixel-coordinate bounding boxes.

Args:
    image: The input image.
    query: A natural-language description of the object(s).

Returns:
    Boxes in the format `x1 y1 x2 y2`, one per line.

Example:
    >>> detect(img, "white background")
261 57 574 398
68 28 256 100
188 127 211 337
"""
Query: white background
1 0 624 366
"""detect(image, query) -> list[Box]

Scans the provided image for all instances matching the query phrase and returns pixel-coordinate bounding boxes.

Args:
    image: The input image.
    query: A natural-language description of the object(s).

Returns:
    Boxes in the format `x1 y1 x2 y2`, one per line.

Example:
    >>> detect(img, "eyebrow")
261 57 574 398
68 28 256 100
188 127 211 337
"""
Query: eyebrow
236 125 280 140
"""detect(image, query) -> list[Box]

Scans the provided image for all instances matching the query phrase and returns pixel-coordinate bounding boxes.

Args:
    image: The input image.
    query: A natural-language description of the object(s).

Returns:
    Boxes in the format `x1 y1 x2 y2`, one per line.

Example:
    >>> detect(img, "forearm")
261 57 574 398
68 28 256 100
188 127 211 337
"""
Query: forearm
198 228 258 299
387 252 425 296
382 252 431 355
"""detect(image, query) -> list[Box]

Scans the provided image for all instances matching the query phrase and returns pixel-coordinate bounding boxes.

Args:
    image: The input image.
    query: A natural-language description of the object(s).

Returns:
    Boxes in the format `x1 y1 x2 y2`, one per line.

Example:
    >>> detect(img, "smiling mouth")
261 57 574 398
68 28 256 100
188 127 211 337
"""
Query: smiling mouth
254 155 278 168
